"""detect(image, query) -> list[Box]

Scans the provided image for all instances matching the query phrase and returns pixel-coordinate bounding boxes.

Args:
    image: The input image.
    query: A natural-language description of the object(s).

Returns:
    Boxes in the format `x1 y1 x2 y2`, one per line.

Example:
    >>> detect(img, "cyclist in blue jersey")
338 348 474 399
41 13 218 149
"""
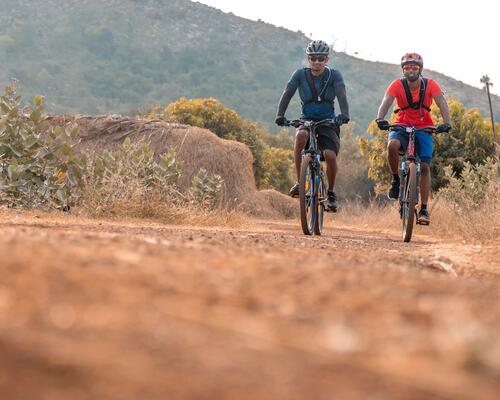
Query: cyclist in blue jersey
275 40 350 212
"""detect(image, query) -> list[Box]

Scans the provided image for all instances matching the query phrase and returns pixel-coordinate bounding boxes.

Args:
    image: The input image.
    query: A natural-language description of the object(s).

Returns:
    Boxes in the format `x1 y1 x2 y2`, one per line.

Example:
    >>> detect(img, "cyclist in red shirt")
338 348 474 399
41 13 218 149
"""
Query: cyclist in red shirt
375 53 451 224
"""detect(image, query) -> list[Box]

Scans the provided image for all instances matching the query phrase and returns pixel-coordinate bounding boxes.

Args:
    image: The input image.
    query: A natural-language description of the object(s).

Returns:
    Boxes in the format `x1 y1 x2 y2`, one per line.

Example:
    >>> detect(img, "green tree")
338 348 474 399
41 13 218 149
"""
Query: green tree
431 97 498 189
163 97 241 138
359 120 390 194
337 126 375 200
260 147 294 193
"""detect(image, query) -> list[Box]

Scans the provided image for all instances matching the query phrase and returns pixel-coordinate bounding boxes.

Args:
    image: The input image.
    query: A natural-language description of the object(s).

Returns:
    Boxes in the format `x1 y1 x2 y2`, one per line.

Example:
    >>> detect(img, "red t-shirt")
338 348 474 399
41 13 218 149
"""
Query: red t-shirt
386 78 442 127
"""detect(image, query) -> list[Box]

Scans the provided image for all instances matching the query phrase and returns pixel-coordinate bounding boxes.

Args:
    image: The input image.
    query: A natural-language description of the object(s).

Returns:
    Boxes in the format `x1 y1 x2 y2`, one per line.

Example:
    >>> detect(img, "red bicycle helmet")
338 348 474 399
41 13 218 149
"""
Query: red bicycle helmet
401 53 423 68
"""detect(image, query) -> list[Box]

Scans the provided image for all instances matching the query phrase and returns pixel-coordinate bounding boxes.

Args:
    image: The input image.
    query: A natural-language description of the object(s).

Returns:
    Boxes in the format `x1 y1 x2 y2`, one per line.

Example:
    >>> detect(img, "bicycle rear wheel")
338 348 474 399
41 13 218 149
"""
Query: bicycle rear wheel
314 171 326 235
299 154 316 235
402 162 417 242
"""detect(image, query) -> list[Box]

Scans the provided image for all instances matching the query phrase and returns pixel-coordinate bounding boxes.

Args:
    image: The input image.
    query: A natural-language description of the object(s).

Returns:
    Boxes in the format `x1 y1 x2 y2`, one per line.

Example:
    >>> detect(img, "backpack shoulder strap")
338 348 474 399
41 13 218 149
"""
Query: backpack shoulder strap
304 68 319 103
394 77 431 114
318 67 332 102
394 78 412 114
402 78 413 107
419 77 431 112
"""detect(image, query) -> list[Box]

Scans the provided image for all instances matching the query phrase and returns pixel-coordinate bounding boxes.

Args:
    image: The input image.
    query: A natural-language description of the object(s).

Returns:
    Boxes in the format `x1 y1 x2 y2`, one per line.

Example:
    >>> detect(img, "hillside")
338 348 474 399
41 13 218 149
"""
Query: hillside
0 0 498 131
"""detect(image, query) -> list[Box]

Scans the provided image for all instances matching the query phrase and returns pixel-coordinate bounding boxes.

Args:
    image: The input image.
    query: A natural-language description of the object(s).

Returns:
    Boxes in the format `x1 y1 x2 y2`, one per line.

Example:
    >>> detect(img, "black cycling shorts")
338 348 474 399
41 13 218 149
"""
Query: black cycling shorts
300 124 340 155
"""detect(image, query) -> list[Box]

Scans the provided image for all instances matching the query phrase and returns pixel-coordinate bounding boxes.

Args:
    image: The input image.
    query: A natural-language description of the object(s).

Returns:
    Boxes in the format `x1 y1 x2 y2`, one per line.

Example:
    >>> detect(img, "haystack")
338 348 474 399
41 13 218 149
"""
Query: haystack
49 115 254 205
48 116 297 218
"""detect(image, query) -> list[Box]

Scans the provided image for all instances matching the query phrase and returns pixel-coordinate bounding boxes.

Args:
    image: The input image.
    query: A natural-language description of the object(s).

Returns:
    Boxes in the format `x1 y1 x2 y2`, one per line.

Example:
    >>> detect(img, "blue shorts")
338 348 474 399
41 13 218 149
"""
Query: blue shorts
389 129 433 164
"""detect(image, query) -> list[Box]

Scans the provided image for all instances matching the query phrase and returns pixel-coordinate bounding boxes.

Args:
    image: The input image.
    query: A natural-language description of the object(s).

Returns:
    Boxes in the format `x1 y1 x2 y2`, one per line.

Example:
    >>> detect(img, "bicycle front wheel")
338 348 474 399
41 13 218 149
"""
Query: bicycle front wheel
314 171 326 235
402 162 417 242
299 154 316 235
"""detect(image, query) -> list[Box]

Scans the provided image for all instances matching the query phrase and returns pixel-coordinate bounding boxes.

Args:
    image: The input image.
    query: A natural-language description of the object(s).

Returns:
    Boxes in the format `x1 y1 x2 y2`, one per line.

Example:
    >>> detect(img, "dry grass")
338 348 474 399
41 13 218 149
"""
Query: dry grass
334 181 500 243
79 175 247 228
80 196 247 228
241 189 299 220
430 180 500 242
334 200 399 231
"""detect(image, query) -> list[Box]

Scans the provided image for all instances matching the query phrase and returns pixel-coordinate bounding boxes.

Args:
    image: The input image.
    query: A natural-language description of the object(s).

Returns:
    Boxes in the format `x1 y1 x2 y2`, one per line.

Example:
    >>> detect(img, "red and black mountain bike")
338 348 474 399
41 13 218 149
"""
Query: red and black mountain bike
387 124 437 242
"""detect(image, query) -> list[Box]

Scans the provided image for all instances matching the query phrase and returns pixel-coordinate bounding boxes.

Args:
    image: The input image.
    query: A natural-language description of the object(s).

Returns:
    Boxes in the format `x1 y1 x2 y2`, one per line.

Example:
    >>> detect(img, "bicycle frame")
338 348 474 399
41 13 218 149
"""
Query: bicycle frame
285 118 337 235
298 119 336 207
396 126 421 215
302 120 323 194
388 124 436 241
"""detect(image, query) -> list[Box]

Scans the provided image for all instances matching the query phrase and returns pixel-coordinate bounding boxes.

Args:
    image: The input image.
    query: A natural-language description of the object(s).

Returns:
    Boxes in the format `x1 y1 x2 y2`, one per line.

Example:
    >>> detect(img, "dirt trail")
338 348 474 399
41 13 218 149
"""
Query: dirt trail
0 209 499 400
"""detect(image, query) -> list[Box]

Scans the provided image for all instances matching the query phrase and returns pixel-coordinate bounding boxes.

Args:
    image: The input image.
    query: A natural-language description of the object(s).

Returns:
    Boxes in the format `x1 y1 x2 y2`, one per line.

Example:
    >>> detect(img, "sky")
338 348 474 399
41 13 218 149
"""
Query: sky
197 0 499 95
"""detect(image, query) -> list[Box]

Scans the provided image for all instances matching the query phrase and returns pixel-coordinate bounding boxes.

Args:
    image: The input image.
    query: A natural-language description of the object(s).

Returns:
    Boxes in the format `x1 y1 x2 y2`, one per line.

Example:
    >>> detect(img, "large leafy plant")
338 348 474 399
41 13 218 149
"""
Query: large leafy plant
0 84 84 208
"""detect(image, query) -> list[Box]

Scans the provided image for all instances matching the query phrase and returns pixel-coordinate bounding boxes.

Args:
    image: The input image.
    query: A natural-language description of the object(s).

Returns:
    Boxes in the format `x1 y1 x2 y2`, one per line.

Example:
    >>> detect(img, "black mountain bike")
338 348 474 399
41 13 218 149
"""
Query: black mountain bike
285 119 339 236
387 124 437 242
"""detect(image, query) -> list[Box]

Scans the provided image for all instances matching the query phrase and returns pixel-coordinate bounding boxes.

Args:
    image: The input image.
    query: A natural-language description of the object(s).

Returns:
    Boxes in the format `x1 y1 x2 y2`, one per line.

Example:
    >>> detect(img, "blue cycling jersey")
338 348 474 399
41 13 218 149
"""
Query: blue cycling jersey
286 67 345 120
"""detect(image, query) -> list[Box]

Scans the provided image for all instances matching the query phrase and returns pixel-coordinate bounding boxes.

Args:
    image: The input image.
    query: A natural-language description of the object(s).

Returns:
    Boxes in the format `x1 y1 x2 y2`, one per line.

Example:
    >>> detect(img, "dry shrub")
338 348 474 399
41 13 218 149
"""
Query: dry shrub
78 136 244 227
430 160 499 242
430 178 500 241
81 136 184 215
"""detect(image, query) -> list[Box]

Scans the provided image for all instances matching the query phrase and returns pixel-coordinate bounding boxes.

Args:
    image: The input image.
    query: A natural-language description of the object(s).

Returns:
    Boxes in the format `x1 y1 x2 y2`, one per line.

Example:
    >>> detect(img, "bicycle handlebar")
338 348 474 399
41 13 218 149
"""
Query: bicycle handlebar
283 119 303 128
283 118 340 128
387 124 437 134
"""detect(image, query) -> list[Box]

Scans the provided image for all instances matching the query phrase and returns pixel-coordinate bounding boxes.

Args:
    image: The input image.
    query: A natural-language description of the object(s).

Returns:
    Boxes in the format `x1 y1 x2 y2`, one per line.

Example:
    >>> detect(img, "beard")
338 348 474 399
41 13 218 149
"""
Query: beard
407 74 420 82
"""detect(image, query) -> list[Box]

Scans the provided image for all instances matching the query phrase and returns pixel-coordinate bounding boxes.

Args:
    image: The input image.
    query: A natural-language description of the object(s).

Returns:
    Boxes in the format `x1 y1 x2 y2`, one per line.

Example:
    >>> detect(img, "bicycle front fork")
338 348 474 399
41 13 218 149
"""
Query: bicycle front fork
399 161 421 215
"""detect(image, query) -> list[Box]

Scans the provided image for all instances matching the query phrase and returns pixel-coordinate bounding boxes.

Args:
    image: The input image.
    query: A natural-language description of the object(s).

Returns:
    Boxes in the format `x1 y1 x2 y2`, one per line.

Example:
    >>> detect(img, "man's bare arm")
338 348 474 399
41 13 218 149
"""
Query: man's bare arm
376 93 395 120
434 93 451 125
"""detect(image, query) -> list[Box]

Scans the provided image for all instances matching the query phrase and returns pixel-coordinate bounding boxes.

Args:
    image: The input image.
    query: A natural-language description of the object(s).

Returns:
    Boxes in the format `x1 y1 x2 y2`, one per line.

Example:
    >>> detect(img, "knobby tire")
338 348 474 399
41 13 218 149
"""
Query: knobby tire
402 162 417 242
314 172 326 235
299 154 316 235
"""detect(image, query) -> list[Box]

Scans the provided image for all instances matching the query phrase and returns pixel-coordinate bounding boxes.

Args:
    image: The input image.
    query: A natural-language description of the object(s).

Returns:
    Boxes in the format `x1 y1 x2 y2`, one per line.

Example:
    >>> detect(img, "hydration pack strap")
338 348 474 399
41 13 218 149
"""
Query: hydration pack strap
394 77 431 114
303 67 332 105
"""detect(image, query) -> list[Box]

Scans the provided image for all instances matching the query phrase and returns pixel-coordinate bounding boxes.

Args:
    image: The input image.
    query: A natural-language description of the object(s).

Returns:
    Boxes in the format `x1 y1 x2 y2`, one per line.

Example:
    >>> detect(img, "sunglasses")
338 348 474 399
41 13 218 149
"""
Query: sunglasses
402 65 420 71
309 56 327 62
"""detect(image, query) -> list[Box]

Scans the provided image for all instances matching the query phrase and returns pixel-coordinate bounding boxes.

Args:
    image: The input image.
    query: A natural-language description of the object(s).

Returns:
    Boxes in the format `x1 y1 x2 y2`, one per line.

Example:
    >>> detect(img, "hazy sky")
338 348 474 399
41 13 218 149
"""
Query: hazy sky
197 0 499 95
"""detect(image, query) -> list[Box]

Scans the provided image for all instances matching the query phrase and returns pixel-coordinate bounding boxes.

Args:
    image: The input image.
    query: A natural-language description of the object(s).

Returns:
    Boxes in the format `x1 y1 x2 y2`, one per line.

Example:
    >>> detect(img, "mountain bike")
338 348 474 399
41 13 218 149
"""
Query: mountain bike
387 124 437 242
285 119 339 236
